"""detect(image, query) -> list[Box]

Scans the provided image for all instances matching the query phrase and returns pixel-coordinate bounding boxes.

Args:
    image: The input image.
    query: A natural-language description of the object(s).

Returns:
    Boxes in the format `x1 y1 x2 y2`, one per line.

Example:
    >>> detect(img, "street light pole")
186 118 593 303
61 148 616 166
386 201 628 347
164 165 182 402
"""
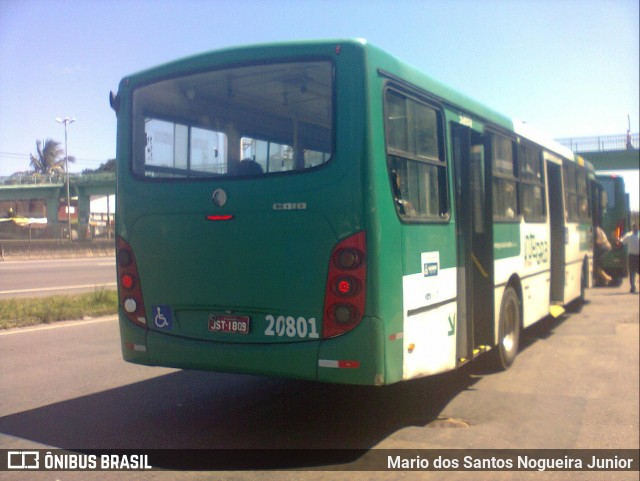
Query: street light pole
56 117 75 243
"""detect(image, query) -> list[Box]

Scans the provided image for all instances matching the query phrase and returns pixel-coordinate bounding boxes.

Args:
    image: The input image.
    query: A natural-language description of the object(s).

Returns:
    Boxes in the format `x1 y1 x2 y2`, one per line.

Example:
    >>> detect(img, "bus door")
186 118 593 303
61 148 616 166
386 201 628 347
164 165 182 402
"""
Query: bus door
451 122 494 363
547 159 565 304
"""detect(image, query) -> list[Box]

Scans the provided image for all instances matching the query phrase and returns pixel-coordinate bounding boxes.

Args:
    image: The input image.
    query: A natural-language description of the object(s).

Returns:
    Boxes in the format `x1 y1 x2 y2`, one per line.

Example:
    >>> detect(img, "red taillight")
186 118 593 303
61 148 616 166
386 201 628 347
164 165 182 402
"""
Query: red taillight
337 279 353 295
121 273 135 290
117 236 147 328
323 231 366 338
205 214 234 221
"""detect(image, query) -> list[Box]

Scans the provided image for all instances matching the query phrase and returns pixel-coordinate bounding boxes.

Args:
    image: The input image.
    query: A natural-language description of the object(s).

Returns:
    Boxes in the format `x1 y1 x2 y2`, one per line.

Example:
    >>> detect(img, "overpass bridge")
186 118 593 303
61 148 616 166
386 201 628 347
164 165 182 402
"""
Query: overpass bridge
556 132 639 171
0 173 115 239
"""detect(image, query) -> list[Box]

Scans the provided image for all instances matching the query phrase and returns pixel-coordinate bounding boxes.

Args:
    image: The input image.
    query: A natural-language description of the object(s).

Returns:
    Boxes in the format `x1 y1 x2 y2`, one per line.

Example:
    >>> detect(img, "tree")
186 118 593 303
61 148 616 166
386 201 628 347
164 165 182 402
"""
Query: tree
29 139 75 175
82 158 116 174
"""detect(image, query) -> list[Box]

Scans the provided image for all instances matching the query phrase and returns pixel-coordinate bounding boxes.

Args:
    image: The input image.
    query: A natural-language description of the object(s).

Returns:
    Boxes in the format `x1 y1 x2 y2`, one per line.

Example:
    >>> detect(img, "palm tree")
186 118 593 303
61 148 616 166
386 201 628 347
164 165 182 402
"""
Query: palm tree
29 139 75 175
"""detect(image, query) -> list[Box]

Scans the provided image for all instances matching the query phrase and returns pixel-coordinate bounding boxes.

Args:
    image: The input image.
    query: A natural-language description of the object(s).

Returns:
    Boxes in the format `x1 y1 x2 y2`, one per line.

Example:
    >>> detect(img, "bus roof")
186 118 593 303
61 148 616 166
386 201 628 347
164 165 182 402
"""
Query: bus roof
360 40 578 162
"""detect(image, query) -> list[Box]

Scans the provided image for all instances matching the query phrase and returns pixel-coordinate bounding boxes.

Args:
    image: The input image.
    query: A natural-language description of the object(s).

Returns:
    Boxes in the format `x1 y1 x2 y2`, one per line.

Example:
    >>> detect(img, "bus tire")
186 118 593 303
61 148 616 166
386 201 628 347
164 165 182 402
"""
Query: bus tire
492 286 521 371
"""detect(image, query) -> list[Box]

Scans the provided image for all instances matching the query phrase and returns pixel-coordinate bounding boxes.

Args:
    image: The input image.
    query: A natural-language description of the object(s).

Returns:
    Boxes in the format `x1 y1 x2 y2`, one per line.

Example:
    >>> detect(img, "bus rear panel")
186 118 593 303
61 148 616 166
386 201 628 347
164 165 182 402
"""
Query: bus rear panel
115 43 390 385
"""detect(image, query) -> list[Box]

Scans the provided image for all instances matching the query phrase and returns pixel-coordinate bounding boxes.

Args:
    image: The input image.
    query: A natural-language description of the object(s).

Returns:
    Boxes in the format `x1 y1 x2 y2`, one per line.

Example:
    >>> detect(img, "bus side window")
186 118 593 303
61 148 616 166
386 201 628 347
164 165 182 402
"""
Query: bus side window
491 134 518 221
384 87 447 221
519 144 546 222
563 162 575 221
576 170 590 221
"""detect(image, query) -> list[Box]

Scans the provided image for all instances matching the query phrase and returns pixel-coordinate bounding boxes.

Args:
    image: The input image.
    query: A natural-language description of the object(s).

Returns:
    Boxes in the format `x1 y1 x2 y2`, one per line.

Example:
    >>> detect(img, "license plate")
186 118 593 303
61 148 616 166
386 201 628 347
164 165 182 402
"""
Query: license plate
208 315 250 334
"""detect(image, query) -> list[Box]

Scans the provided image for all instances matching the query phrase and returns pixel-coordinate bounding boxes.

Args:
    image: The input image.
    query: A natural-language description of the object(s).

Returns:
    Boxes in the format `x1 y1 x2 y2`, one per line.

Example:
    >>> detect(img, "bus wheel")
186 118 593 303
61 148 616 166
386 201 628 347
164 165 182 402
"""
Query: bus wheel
492 286 521 371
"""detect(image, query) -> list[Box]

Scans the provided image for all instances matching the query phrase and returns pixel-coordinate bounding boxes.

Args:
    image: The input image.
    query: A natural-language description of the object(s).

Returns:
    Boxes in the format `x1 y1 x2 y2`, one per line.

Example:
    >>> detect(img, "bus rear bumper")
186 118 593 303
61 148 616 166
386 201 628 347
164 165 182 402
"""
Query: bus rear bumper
119 314 386 385
316 317 386 385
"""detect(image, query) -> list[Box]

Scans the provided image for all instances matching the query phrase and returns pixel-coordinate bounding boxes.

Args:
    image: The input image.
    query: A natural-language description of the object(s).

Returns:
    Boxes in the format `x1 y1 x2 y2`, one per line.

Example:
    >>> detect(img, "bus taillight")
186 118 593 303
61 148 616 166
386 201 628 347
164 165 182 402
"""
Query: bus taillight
323 231 367 338
615 220 625 239
117 236 147 328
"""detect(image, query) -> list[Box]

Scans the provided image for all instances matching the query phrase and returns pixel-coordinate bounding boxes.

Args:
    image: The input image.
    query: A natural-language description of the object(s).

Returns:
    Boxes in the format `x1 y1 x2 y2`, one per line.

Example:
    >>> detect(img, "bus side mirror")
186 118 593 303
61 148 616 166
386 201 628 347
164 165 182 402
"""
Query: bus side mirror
109 91 120 115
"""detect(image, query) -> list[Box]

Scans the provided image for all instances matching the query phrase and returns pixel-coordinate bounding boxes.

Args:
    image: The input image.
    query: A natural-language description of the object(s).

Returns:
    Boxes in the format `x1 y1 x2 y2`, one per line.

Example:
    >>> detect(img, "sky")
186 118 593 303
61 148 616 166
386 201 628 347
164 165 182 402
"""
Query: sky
1 0 638 207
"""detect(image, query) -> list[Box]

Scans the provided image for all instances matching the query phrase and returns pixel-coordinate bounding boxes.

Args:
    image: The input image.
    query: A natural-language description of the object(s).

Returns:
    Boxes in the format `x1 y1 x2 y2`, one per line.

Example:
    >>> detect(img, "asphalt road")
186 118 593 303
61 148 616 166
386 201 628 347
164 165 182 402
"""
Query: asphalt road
0 284 638 480
0 257 116 298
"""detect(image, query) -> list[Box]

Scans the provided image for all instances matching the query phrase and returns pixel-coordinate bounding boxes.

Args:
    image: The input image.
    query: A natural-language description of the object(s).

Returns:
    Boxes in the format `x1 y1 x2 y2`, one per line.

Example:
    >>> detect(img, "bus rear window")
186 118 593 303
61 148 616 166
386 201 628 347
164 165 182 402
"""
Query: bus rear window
132 61 334 179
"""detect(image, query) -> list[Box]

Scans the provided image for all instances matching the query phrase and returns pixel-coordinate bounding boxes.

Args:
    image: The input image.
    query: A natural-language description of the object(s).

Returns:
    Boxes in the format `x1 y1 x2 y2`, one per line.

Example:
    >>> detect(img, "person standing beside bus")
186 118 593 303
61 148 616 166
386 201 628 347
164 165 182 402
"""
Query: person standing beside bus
620 223 639 293
594 226 613 285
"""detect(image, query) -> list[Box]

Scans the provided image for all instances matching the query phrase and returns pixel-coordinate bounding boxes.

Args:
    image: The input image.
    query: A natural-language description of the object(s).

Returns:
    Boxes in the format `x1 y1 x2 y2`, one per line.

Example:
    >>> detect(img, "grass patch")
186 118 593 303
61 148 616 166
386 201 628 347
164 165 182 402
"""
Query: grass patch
0 289 118 330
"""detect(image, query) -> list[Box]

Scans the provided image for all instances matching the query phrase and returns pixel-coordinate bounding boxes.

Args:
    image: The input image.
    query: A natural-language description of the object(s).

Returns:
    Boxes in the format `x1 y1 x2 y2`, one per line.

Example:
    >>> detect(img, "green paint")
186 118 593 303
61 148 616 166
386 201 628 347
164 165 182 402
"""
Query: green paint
494 223 521 259
448 313 456 336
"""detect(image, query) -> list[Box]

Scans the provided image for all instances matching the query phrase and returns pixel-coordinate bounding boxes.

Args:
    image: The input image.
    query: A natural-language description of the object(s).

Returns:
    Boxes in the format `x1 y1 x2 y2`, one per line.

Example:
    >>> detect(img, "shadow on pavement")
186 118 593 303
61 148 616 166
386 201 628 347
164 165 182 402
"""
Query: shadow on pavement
0 366 480 469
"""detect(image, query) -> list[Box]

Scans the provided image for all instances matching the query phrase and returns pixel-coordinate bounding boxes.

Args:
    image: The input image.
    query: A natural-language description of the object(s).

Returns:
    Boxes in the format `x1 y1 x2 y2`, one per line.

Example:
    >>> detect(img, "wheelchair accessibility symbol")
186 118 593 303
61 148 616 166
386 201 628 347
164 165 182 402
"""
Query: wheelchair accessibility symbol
153 305 173 330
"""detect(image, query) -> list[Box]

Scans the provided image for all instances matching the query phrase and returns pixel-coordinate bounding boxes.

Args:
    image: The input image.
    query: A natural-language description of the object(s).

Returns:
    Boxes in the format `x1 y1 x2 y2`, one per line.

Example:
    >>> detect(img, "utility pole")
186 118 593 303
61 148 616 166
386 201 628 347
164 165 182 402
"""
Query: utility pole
56 117 75 242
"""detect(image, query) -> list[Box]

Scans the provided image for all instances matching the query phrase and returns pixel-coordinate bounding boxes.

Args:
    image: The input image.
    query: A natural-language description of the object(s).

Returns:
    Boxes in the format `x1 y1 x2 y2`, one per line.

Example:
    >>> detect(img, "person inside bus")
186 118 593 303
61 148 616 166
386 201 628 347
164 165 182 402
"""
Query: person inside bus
503 182 516 218
391 169 415 216
619 223 639 293
237 159 263 176
227 158 263 176
595 226 613 285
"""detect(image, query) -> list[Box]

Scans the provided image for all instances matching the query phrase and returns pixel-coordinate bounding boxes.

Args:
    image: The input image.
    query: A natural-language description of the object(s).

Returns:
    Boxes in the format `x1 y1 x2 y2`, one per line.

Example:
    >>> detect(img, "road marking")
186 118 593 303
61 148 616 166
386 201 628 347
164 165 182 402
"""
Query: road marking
0 259 115 272
0 282 117 295
0 315 117 336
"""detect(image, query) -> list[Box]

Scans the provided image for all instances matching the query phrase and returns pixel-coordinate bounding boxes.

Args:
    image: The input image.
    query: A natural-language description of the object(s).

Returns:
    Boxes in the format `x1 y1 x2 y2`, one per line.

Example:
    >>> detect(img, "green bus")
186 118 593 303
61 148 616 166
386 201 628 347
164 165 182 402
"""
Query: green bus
112 39 593 385
596 174 630 285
